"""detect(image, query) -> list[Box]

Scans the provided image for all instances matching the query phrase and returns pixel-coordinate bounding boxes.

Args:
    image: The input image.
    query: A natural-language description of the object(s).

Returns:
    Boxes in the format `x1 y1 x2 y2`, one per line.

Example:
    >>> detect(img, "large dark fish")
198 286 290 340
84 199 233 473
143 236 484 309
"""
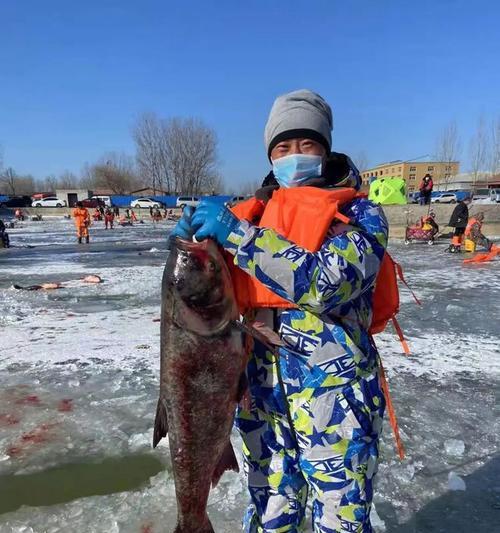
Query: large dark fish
153 237 247 533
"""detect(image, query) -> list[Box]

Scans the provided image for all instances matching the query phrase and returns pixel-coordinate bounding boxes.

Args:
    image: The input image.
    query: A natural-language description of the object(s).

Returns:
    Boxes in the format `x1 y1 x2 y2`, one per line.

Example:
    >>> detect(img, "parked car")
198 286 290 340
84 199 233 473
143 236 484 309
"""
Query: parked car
130 197 162 209
431 192 457 204
408 192 420 204
176 196 200 209
90 195 112 207
0 195 33 208
489 188 500 202
81 198 105 208
472 188 500 204
31 196 67 207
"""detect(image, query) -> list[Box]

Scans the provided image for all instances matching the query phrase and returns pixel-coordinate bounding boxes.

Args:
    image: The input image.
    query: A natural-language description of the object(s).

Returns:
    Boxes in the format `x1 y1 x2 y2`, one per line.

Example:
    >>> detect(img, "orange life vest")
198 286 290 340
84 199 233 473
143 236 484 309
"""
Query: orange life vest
73 207 89 227
229 186 416 459
464 217 479 238
229 186 404 337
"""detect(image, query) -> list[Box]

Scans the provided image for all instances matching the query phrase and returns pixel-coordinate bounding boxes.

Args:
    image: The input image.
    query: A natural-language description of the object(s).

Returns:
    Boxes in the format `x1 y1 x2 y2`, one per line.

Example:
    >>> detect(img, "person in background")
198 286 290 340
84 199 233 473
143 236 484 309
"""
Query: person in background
464 212 492 251
421 210 439 237
125 208 131 219
149 205 154 218
73 201 91 244
419 174 433 205
14 208 25 221
130 209 138 222
104 207 115 230
172 89 388 532
0 219 10 248
448 196 471 252
92 207 101 222
113 205 120 217
153 208 162 223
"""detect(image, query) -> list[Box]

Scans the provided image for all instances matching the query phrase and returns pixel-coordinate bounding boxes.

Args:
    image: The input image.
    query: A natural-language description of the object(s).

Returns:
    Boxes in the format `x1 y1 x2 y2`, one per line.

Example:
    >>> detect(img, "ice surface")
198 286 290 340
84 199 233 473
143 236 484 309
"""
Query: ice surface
444 439 465 457
448 472 467 491
0 219 499 532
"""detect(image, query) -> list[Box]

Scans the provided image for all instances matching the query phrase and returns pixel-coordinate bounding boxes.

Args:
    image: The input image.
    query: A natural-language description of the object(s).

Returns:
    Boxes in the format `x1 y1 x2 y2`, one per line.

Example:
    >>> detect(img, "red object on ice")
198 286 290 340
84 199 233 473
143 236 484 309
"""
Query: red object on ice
0 414 20 426
57 399 73 412
15 394 41 406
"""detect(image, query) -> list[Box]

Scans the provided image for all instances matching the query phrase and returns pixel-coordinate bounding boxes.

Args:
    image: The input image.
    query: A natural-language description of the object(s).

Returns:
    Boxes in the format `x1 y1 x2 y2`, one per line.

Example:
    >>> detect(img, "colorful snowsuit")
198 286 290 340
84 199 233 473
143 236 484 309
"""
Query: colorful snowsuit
224 173 388 532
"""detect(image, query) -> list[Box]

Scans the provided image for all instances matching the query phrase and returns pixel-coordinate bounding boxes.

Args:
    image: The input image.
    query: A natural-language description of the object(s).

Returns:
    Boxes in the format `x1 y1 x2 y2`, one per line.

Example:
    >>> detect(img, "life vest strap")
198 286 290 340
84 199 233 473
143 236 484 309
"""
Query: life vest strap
392 316 411 355
377 354 406 460
394 261 421 307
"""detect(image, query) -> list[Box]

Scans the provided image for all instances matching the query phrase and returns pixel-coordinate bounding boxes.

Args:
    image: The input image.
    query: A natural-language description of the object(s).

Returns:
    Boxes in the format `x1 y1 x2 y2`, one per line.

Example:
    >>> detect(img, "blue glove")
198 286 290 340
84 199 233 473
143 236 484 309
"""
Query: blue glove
170 206 195 241
191 200 240 245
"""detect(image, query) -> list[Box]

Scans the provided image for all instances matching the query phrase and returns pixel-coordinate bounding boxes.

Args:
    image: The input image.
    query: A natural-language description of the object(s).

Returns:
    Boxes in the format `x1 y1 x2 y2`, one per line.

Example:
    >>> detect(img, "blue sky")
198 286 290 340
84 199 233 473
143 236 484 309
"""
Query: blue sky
0 0 499 187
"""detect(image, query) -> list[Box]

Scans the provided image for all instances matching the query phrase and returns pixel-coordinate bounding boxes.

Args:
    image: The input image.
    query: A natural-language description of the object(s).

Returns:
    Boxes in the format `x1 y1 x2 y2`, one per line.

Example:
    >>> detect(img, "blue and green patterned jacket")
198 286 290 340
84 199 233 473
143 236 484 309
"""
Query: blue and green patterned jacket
225 170 388 396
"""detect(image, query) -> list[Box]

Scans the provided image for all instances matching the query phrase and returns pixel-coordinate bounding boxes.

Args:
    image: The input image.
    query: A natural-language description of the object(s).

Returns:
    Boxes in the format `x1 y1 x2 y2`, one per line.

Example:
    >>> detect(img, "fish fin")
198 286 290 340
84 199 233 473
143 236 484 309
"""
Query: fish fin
236 372 252 411
233 320 284 352
211 441 239 487
250 321 284 346
236 372 248 403
152 398 168 448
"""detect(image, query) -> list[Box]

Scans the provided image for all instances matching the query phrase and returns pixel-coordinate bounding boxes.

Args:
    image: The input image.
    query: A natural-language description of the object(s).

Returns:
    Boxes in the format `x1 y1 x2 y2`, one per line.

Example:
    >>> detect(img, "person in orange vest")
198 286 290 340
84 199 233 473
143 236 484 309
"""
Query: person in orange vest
172 90 388 532
464 212 491 251
73 201 90 244
104 207 114 229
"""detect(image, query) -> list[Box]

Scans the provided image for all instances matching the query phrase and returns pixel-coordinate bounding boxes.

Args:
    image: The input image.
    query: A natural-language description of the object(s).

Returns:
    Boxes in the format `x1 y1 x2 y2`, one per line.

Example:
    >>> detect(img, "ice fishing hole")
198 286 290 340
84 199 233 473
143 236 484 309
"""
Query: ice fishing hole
0 453 165 515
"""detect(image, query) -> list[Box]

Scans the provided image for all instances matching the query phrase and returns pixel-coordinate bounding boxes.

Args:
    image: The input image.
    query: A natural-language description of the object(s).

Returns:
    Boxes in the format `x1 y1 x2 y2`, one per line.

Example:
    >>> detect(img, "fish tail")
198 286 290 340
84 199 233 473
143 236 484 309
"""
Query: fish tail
152 398 168 448
174 519 214 533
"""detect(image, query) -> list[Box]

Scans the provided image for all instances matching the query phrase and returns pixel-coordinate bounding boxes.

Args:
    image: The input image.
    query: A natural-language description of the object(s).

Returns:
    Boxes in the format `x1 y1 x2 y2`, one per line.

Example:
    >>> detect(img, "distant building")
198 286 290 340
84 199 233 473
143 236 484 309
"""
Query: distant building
55 189 91 207
433 172 500 191
361 160 460 193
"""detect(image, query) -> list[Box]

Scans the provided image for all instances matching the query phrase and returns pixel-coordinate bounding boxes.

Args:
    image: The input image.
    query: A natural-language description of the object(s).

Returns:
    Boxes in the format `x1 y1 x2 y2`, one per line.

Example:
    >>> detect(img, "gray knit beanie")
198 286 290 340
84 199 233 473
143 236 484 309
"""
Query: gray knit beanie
264 89 333 158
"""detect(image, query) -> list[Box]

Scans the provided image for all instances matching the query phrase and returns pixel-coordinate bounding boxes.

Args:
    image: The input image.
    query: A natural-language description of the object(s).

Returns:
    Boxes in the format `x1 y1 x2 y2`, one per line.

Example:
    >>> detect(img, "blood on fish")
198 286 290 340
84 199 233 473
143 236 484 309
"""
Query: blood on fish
140 522 154 533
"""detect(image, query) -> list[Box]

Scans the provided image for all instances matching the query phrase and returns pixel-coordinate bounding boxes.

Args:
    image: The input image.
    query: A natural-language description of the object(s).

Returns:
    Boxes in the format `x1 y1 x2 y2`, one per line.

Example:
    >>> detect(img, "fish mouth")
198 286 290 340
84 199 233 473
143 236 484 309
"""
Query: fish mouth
173 237 211 251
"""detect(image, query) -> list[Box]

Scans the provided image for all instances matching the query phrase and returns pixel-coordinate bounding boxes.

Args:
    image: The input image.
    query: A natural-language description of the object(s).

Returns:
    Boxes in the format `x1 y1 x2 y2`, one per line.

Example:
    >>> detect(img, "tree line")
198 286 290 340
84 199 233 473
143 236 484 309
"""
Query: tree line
434 116 500 188
0 114 223 196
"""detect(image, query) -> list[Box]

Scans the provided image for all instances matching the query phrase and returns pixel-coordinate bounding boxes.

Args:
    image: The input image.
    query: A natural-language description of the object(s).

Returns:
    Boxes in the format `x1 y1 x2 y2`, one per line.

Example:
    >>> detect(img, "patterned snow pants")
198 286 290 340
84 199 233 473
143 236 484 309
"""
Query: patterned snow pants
236 347 385 533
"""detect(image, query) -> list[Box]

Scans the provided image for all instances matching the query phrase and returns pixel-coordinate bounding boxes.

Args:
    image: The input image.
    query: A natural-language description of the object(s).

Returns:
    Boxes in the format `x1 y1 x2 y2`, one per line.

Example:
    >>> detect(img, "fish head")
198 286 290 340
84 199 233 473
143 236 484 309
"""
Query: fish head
167 238 237 335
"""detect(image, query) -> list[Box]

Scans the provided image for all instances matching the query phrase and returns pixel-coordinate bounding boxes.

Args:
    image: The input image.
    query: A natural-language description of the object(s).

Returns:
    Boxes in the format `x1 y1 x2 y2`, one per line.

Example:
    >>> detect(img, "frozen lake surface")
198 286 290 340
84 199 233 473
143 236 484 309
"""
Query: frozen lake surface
0 217 499 532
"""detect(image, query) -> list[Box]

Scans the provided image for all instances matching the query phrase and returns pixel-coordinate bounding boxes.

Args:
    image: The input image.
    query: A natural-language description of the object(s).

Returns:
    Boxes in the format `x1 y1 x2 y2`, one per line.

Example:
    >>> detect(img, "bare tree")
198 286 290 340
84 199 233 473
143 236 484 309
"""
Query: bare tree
133 113 220 195
87 153 139 194
0 167 18 195
469 117 489 187
239 179 261 196
351 150 369 173
79 153 140 193
133 113 170 193
490 116 500 178
57 171 79 189
435 120 461 190
0 168 36 195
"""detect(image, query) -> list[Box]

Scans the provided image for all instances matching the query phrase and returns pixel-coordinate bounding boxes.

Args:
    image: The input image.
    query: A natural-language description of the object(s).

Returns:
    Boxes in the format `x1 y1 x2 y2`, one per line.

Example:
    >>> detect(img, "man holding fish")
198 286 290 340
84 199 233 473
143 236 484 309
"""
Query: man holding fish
168 89 388 532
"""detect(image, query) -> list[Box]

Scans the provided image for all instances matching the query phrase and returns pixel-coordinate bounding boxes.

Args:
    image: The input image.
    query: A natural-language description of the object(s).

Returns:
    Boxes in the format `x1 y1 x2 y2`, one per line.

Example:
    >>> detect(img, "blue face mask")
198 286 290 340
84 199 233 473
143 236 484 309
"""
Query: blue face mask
272 154 323 188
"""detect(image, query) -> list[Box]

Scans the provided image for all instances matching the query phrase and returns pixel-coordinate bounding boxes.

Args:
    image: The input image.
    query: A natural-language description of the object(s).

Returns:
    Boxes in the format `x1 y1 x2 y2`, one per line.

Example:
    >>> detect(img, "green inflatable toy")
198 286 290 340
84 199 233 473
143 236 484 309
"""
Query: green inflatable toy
368 177 407 205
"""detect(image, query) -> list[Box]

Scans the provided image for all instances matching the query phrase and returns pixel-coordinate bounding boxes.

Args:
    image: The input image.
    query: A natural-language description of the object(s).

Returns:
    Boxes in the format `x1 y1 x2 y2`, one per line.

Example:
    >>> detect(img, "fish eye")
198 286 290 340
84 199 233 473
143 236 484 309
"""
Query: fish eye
207 261 216 272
